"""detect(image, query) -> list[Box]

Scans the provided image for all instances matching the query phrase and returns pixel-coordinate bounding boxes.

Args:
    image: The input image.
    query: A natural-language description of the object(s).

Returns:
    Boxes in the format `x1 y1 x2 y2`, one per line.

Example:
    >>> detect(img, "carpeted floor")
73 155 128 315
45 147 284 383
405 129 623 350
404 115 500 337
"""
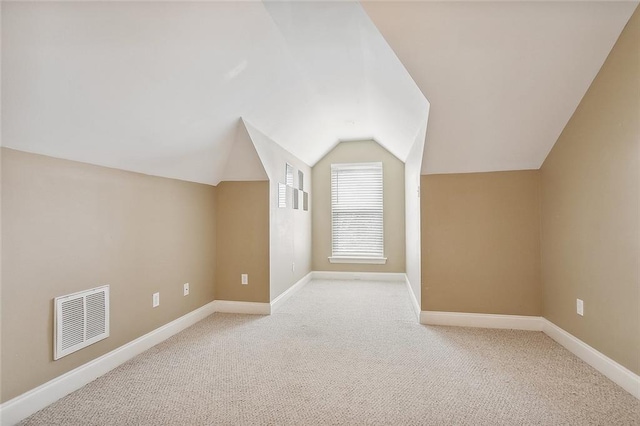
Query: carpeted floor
22 279 640 425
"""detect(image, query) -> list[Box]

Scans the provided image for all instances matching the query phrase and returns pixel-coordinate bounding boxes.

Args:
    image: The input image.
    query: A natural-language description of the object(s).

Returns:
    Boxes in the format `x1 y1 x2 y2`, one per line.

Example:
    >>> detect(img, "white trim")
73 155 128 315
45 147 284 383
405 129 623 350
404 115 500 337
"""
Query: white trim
54 285 110 360
542 319 640 399
420 311 544 331
213 300 271 315
270 272 312 312
418 311 639 399
0 301 217 426
330 162 384 261
6 293 636 426
311 271 406 282
329 257 387 264
404 274 420 321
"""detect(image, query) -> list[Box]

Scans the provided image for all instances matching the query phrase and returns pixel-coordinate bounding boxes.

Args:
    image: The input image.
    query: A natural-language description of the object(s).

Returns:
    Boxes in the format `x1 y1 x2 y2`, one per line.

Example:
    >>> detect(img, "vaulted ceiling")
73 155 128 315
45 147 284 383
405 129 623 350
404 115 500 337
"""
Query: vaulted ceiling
362 1 637 174
2 1 636 184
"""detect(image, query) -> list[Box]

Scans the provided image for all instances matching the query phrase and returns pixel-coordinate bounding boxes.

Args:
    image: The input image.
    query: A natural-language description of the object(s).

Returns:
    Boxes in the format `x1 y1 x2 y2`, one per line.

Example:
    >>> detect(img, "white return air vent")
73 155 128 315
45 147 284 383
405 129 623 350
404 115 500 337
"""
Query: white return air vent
54 285 110 360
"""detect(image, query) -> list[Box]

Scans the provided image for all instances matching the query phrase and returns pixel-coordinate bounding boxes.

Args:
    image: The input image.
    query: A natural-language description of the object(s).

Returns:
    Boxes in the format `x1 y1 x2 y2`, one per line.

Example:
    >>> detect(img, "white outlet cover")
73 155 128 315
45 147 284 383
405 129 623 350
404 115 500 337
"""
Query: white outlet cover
153 292 160 308
577 299 584 316
241 274 248 285
183 283 189 296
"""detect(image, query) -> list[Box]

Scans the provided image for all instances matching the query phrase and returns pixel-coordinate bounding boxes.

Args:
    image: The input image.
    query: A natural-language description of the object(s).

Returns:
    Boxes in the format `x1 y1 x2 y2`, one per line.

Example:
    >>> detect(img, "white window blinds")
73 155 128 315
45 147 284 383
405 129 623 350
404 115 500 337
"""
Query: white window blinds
331 162 384 259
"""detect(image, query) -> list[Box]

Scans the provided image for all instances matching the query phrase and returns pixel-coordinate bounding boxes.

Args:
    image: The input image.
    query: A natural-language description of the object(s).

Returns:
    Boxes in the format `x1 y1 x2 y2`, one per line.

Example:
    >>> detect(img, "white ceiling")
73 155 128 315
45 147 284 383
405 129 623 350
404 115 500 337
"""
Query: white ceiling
361 1 638 174
2 1 636 183
1 1 427 185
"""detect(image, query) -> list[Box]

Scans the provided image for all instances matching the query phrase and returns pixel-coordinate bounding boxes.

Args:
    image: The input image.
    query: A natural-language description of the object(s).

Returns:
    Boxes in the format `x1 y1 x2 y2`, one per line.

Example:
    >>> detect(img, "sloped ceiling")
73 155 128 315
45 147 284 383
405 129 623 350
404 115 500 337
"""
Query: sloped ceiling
1 1 427 185
2 1 636 184
361 1 638 174
221 120 269 182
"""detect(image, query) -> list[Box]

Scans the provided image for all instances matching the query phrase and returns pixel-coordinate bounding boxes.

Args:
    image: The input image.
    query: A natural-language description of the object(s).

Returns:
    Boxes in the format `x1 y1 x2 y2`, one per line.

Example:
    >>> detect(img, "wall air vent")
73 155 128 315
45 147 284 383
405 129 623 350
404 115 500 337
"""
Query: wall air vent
54 285 110 360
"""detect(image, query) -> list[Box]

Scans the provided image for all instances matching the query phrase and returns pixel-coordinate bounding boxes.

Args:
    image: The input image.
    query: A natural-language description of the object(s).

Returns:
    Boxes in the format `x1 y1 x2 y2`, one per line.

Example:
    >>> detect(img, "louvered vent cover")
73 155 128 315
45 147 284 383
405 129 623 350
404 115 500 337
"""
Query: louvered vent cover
54 285 110 360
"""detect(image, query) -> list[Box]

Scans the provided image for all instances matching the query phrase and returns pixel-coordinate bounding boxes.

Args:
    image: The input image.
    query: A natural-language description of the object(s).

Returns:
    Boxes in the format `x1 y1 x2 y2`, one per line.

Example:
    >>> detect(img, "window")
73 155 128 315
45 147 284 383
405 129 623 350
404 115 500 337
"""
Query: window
330 162 386 264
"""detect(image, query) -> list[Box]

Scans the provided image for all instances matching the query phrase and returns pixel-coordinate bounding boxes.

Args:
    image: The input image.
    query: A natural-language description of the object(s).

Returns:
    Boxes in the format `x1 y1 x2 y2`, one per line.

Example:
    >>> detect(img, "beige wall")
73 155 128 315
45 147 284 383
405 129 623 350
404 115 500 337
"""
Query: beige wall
0 148 217 403
421 171 541 315
312 140 406 273
540 9 639 375
243 120 313 300
215 181 270 303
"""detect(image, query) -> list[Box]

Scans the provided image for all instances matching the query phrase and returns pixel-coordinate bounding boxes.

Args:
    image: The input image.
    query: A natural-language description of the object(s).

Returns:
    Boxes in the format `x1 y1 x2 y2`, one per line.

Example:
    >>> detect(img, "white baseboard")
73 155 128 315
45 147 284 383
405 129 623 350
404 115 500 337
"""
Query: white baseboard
420 311 544 331
1 280 297 424
270 272 312 312
311 271 406 282
404 275 421 320
542 319 640 399
419 311 639 399
6 293 636 426
213 300 271 315
0 301 217 426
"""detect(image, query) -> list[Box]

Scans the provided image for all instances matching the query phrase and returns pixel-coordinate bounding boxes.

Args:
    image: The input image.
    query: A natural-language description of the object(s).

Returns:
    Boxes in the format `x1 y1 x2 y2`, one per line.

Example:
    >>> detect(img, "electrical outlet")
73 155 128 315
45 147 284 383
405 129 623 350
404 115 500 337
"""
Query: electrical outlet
183 283 189 296
292 262 295 272
153 292 160 308
576 299 584 316
241 274 248 285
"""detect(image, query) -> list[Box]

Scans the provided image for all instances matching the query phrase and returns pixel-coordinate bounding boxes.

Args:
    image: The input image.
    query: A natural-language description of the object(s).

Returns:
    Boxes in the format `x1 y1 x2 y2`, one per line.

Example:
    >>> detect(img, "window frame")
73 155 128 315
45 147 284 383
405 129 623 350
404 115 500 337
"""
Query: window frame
329 162 387 265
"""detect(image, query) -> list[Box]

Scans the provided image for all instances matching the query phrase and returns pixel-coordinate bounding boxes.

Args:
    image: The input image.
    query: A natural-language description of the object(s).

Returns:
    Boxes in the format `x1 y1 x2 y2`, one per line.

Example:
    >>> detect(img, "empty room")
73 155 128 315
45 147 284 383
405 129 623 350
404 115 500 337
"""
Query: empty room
1 1 638 425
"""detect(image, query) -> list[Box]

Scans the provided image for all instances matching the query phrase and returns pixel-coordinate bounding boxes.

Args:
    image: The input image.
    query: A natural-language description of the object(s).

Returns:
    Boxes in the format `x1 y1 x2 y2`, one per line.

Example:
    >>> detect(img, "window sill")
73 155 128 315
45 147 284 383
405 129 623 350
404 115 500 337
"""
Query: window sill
328 257 387 265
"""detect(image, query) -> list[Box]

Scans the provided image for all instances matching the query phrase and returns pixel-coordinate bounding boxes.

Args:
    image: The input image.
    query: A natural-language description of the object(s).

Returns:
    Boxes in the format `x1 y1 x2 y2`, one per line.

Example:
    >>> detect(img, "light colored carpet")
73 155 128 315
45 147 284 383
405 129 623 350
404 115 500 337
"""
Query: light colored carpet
22 279 639 425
